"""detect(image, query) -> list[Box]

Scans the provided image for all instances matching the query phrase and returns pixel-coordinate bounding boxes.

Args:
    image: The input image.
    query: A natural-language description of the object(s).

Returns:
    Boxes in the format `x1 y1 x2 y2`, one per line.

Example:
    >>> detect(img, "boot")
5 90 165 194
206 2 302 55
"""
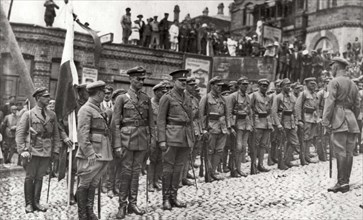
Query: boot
299 142 308 166
118 174 131 216
235 152 248 177
154 180 162 191
250 151 259 175
128 173 145 215
33 179 47 212
241 151 247 163
318 138 328 161
211 153 223 180
24 179 34 213
69 174 76 205
114 171 121 196
76 187 89 220
147 163 155 192
17 154 22 166
268 146 276 166
343 156 353 186
116 206 126 219
108 190 115 198
277 146 289 170
86 186 98 220
147 183 155 192
101 179 107 194
257 149 269 172
222 149 230 173
170 171 187 208
284 145 298 168
162 173 172 210
204 154 214 183
328 155 349 193
182 178 194 186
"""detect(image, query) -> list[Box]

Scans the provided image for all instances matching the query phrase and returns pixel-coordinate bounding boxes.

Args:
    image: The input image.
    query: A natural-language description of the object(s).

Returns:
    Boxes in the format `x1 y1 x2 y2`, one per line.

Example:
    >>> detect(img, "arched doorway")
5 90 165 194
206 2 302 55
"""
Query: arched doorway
314 37 333 51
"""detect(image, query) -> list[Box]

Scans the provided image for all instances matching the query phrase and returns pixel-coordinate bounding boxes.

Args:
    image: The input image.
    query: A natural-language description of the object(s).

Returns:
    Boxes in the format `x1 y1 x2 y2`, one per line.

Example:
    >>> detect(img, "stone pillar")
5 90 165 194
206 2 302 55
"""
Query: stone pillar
174 5 180 22
203 7 209 16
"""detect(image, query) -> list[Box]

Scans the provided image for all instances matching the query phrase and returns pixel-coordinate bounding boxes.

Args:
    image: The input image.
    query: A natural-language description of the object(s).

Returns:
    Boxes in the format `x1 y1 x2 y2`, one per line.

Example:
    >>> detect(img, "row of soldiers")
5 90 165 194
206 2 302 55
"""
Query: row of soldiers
14 57 362 219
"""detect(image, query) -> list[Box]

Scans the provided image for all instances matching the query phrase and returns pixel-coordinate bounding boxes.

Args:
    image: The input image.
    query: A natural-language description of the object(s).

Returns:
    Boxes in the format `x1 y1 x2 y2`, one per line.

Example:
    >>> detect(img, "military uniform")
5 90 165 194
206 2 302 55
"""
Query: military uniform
250 79 274 172
295 77 320 163
228 78 252 177
268 80 282 166
200 77 230 180
113 67 154 218
1 106 19 163
323 57 359 193
16 88 61 213
158 70 195 210
75 81 113 220
272 79 302 168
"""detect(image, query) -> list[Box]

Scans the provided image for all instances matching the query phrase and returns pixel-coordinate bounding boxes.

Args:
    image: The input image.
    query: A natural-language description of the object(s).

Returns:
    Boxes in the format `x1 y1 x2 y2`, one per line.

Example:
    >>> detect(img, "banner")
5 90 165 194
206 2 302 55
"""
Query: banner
184 55 212 97
262 25 282 47
81 67 98 84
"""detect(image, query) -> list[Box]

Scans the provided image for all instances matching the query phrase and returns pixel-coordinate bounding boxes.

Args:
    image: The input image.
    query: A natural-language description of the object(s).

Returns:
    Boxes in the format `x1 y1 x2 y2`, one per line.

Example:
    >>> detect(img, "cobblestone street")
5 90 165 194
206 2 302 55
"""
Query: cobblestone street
1 154 362 220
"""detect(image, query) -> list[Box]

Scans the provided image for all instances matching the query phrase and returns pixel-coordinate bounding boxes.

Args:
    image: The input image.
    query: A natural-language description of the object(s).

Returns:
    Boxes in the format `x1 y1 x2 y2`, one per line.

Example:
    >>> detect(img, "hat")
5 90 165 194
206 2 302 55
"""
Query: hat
186 77 197 85
296 84 303 89
153 82 166 91
202 23 208 28
154 15 158 18
302 50 309 55
148 18 154 22
266 42 274 48
10 105 18 110
170 69 190 81
304 77 317 84
126 7 131 11
221 83 230 95
281 78 291 86
105 85 114 92
112 89 127 100
228 81 237 87
209 76 223 85
258 79 270 85
289 44 294 49
237 77 249 84
137 14 143 18
164 13 169 16
330 57 350 67
291 82 297 89
274 41 279 46
127 66 147 77
86 80 106 91
32 87 50 98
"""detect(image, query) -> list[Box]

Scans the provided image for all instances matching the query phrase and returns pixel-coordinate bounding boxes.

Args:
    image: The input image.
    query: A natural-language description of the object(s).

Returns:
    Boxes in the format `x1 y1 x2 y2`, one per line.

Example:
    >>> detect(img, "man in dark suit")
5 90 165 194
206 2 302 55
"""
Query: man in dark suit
289 45 302 82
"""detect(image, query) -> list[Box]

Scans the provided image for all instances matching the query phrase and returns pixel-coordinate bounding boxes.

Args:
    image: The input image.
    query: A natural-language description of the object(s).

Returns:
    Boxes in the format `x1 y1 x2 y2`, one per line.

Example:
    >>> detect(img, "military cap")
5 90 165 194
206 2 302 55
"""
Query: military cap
352 78 359 84
296 84 303 89
281 78 291 86
186 77 197 85
105 85 114 92
126 7 131 11
86 80 106 91
33 87 50 97
137 14 143 18
112 89 126 100
330 57 349 67
291 82 298 89
229 81 237 87
258 79 270 85
10 105 18 110
275 79 282 87
237 77 249 84
304 77 317 84
209 76 224 85
170 69 190 81
153 82 166 91
127 66 147 77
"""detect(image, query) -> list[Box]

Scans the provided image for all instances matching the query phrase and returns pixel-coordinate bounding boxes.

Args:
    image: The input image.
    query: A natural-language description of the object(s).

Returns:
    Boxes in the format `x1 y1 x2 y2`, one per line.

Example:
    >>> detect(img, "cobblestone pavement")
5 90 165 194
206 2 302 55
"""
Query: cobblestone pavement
1 153 362 220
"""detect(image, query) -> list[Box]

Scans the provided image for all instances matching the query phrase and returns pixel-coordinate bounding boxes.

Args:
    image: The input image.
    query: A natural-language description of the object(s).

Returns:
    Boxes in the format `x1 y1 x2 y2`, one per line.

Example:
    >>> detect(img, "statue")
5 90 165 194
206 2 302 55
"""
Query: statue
44 0 59 27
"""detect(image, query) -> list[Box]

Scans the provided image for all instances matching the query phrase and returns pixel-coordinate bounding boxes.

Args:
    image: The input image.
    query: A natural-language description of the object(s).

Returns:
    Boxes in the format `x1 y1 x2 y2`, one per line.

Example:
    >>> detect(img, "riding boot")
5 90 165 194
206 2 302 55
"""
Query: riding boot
250 148 258 175
257 148 269 172
268 145 276 166
33 179 47 212
222 149 230 173
76 187 89 220
86 186 98 220
162 173 172 210
24 179 34 213
344 156 353 187
318 137 328 161
284 145 298 168
114 171 121 195
147 162 155 192
278 143 288 170
299 141 308 166
170 171 187 208
235 152 247 177
69 174 77 205
211 153 223 180
117 174 131 219
328 155 349 193
128 173 145 215
205 154 214 182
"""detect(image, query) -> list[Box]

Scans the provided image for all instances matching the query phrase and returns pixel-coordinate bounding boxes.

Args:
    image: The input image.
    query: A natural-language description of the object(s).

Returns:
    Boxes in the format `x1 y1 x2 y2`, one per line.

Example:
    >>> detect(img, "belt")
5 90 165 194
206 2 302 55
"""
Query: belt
90 129 109 136
121 120 148 127
167 120 191 126
208 114 223 120
304 108 316 114
258 113 269 118
236 114 247 120
282 111 293 116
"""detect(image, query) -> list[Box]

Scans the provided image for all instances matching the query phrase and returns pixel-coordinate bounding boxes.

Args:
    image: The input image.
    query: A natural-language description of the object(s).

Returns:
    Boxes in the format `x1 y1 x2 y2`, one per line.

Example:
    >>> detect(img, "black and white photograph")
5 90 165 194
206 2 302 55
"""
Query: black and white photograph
0 0 362 219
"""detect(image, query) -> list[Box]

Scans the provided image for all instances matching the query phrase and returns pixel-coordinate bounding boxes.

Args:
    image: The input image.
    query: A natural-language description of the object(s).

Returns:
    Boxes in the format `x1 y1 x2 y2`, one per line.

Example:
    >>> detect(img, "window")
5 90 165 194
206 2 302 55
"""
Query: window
317 0 337 10
297 0 305 9
243 3 255 26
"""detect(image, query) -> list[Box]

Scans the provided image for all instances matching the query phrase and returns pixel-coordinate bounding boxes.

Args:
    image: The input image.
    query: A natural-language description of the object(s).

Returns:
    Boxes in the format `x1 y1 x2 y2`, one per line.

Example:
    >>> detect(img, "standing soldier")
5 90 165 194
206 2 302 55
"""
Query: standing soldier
271 79 302 168
113 67 154 219
16 88 61 213
295 77 319 164
158 70 195 210
147 82 167 192
228 77 252 177
269 79 282 166
323 58 359 193
200 76 234 181
1 105 19 164
352 78 363 155
75 81 113 220
250 79 273 172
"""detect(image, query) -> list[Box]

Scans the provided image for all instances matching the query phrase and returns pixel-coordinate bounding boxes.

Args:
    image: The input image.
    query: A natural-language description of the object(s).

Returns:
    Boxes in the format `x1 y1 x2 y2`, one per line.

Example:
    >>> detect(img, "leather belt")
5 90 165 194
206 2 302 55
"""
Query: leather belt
282 111 293 116
236 114 247 119
121 120 148 127
208 114 223 120
258 113 268 118
91 129 109 136
304 108 316 114
167 120 191 126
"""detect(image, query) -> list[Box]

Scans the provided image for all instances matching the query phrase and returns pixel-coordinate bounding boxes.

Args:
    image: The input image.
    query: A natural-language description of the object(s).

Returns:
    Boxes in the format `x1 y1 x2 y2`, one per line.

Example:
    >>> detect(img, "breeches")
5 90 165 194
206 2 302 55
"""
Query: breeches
236 130 249 153
120 149 147 176
331 132 357 157
207 133 227 154
255 129 270 150
162 147 190 174
25 156 50 182
77 159 108 188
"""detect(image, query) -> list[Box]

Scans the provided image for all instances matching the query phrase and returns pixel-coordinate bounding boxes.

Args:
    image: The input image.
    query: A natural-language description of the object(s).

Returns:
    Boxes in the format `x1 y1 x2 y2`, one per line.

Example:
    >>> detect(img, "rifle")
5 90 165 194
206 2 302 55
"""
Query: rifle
277 129 287 170
329 132 332 178
249 129 258 175
199 138 204 177
145 158 149 213
189 153 198 190
297 126 306 165
202 134 212 182
98 181 101 219
47 130 55 203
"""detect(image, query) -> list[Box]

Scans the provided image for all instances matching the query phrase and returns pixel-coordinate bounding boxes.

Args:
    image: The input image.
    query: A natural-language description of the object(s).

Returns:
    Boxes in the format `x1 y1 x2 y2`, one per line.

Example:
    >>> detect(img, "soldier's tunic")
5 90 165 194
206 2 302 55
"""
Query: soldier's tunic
76 99 113 188
200 91 230 174
158 87 194 200
2 112 19 162
113 88 153 206
295 89 320 141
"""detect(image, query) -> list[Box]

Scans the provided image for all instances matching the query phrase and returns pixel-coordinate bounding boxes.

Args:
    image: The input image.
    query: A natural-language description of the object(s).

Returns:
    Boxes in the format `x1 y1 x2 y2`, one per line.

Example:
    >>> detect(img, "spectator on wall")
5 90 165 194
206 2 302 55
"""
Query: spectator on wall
159 13 170 49
150 16 160 49
129 20 141 45
44 0 59 27
289 45 302 82
178 23 189 52
227 36 238 56
353 37 361 61
169 20 179 51
301 49 312 82
121 7 132 44
188 22 198 53
142 18 153 47
137 15 145 46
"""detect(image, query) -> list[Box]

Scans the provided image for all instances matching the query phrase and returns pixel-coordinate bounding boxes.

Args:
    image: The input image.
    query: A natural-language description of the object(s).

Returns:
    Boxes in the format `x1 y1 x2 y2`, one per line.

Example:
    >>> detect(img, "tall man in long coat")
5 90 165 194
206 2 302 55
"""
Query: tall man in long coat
323 58 360 193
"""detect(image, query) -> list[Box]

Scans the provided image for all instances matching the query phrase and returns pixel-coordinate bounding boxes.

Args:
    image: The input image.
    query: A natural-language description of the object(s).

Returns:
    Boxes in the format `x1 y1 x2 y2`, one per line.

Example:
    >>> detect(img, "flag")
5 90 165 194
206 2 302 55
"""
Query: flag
76 20 102 66
55 2 78 183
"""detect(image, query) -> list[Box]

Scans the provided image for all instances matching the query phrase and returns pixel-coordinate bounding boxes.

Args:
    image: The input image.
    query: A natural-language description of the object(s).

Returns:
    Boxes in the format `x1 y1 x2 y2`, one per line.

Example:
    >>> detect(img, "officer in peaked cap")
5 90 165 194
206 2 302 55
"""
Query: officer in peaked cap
16 87 61 213
304 77 317 85
86 80 106 91
157 69 194 210
323 54 359 193
229 81 238 93
113 66 154 218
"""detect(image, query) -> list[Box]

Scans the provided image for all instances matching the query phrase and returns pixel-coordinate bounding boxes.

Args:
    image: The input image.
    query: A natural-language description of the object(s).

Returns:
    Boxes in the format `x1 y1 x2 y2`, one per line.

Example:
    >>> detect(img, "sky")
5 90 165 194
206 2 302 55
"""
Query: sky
2 0 233 43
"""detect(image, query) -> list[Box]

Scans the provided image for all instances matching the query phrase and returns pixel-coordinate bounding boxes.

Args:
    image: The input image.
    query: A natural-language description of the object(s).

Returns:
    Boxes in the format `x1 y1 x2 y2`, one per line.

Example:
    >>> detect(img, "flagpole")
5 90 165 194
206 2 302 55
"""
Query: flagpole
67 110 77 207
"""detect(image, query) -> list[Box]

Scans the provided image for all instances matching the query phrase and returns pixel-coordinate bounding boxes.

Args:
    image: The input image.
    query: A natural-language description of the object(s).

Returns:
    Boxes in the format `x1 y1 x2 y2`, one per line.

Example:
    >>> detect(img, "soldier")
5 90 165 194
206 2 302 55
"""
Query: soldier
147 82 167 192
113 67 154 219
75 81 113 220
1 105 19 164
220 83 232 173
323 57 359 193
228 77 252 177
295 77 319 164
158 69 195 210
352 78 363 156
316 77 332 161
272 78 302 169
200 76 234 181
15 88 61 213
250 79 274 172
